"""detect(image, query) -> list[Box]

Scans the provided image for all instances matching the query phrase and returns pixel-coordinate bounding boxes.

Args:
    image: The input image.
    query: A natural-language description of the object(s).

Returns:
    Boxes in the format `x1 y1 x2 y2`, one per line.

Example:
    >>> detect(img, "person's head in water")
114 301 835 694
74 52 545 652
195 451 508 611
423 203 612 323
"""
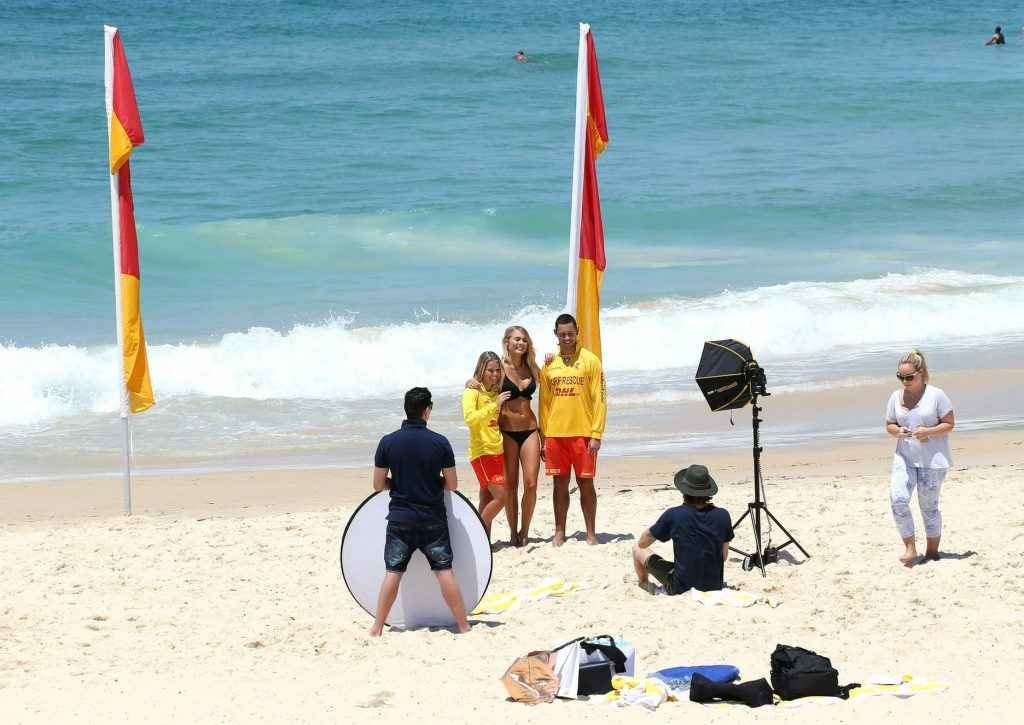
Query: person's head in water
515 49 528 62
987 26 1006 45
404 387 433 421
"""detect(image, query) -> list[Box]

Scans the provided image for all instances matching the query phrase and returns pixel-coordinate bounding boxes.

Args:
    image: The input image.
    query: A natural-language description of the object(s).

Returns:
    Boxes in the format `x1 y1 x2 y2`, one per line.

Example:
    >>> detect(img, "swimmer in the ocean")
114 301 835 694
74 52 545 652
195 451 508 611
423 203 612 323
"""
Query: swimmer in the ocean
515 50 528 62
985 26 1005 45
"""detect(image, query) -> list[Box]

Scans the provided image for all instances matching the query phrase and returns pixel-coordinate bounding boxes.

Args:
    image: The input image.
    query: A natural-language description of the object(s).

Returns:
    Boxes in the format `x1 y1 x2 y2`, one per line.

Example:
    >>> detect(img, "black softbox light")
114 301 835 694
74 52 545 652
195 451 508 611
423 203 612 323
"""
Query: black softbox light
695 339 754 411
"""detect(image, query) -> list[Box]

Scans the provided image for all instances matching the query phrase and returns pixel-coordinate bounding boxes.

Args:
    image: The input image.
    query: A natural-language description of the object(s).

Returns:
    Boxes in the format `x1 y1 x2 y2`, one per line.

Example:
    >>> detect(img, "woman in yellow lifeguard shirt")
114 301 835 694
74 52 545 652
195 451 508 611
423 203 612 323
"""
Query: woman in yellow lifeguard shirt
462 351 511 539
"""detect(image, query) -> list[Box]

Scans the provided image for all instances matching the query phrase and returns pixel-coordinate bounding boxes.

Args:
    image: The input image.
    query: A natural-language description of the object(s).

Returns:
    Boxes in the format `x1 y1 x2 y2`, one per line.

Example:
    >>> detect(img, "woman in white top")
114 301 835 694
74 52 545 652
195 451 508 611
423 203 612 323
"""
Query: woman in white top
884 349 955 566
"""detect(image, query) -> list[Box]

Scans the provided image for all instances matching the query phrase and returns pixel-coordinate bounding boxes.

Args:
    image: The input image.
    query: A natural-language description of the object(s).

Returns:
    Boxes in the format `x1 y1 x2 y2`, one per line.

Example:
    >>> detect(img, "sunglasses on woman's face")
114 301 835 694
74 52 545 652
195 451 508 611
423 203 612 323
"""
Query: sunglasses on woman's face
896 372 918 382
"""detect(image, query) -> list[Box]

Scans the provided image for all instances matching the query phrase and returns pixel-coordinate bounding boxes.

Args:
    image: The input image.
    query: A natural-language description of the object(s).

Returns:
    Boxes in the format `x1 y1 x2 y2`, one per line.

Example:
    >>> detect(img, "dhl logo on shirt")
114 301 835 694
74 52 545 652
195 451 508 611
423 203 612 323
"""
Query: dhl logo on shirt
550 374 589 397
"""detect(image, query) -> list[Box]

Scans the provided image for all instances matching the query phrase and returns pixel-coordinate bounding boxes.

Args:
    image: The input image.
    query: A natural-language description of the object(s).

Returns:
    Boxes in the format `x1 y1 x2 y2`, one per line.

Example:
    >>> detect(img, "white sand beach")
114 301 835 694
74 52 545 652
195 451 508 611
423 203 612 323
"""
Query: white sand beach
2 429 1022 723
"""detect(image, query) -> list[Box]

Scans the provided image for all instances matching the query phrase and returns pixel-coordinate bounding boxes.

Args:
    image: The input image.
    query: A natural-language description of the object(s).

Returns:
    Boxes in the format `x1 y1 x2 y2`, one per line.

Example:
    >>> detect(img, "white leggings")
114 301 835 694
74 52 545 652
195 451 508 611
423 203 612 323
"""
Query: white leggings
890 457 946 539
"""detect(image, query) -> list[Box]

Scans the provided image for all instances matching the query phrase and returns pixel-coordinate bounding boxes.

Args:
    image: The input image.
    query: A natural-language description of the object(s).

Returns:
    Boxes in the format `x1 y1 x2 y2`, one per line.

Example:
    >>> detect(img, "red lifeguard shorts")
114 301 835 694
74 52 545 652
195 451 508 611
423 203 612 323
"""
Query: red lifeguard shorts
471 454 506 489
544 436 597 478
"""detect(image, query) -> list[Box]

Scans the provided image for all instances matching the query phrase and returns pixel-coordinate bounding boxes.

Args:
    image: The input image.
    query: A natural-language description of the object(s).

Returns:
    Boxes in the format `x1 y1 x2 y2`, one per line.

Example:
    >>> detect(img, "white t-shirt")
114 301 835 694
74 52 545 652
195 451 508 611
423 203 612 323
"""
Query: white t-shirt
885 385 954 469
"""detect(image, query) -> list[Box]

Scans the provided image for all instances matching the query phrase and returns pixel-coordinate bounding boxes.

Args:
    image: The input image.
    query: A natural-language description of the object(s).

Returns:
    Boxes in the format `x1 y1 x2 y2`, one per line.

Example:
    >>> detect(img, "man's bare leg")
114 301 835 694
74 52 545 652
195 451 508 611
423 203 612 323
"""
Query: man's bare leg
577 477 598 544
434 569 470 633
632 545 657 593
369 571 403 636
552 475 571 546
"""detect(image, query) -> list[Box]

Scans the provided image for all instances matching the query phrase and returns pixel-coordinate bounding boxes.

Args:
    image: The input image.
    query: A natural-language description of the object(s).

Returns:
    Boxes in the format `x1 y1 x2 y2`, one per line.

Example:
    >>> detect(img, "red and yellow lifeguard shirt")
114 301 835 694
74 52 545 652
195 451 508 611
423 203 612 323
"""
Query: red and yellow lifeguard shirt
539 347 607 440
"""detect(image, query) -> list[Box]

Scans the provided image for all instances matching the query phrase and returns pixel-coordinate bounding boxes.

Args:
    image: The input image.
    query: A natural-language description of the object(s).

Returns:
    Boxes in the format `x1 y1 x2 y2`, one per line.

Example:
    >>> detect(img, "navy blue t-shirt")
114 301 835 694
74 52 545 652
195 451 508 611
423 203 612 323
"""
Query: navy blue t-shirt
374 419 456 526
649 503 733 593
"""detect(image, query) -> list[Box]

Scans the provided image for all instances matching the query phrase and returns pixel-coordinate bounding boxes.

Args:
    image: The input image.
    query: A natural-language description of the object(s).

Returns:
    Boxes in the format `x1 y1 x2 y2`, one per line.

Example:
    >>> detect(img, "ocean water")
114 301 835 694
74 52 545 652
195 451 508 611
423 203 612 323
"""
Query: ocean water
3 1 1024 480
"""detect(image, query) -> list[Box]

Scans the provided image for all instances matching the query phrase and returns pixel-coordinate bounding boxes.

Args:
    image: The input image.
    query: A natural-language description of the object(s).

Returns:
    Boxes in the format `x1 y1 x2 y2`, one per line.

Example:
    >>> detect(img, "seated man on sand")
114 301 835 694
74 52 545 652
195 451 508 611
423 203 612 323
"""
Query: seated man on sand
632 464 733 594
368 387 470 636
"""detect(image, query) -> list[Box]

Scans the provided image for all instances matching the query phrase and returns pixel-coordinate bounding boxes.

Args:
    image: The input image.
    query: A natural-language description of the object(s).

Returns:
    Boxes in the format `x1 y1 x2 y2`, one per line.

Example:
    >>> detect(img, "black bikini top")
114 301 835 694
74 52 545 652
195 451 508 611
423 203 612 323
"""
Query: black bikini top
502 374 536 400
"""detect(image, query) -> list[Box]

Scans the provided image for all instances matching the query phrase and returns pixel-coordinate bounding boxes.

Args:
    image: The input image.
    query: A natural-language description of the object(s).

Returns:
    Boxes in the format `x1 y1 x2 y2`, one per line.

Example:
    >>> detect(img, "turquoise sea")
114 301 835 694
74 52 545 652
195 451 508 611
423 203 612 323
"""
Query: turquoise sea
3 1 1024 480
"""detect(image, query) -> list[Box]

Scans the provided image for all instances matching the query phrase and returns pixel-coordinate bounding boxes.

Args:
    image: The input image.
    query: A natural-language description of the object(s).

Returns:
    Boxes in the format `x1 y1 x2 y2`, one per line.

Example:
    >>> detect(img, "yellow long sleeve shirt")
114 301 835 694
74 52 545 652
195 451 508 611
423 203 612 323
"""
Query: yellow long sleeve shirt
461 388 504 460
539 347 607 439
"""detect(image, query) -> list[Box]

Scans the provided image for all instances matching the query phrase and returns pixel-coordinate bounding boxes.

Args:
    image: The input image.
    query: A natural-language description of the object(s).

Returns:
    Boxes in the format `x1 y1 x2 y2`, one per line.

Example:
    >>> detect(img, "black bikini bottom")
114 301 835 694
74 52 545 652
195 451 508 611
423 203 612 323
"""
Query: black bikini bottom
501 429 538 447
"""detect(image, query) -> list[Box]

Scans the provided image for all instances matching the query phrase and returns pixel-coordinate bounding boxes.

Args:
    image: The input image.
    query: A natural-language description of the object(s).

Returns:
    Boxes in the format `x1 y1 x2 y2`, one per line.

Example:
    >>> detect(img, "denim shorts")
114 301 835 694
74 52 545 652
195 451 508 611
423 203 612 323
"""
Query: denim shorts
384 521 454 572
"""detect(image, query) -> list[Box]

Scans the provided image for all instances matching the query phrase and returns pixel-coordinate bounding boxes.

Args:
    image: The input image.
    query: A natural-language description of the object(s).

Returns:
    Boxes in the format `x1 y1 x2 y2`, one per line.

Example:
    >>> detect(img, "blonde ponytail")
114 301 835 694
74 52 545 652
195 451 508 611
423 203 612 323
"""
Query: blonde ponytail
898 348 929 383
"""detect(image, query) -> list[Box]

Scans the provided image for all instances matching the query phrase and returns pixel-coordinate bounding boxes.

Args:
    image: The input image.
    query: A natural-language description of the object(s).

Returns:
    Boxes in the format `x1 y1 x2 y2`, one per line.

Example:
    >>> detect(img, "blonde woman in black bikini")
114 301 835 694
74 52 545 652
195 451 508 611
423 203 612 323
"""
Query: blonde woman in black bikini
467 325 542 547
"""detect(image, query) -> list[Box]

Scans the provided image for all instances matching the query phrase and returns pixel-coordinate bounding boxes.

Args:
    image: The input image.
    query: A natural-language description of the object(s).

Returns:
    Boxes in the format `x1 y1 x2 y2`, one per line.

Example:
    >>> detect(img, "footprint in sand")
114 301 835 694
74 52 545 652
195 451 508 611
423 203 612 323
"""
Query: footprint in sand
359 690 394 708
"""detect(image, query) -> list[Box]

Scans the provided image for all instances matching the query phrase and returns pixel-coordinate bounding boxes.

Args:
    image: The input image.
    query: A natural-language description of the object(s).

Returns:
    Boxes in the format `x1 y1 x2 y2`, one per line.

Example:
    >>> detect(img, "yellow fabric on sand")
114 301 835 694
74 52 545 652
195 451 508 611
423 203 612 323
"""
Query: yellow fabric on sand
471 591 519 615
849 675 950 698
471 577 580 616
592 676 671 710
765 676 950 709
523 578 577 599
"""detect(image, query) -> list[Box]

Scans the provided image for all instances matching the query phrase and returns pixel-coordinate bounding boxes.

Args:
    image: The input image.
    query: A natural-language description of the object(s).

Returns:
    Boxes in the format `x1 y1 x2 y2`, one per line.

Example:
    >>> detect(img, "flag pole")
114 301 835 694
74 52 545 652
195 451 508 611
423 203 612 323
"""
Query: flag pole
565 22 590 315
105 24 133 515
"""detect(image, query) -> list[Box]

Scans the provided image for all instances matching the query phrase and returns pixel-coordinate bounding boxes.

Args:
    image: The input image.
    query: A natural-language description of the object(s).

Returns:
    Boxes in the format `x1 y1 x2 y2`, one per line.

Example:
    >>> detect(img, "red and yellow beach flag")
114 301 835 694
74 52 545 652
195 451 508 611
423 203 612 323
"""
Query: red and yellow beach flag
566 24 609 359
105 26 154 414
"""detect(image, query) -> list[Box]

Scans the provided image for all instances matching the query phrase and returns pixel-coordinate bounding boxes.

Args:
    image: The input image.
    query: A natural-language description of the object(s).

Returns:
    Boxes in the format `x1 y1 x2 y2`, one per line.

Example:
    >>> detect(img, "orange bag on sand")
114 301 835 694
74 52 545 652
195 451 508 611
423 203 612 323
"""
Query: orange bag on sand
500 651 560 704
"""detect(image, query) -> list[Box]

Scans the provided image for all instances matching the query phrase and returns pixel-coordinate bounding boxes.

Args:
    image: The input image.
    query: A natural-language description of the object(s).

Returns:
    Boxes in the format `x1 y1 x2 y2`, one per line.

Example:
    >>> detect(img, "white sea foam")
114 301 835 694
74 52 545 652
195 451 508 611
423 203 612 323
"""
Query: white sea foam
3 269 1023 427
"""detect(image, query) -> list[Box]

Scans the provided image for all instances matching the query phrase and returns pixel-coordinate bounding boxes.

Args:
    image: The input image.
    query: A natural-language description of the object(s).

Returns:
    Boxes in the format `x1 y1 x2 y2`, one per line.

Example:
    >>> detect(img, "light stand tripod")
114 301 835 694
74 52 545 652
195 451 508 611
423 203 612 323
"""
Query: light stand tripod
728 392 810 577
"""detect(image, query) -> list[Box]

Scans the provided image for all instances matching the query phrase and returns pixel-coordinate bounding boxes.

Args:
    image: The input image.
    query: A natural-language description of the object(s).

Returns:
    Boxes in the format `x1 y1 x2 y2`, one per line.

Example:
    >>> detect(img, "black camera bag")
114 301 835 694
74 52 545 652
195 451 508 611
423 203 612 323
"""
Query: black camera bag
770 644 856 700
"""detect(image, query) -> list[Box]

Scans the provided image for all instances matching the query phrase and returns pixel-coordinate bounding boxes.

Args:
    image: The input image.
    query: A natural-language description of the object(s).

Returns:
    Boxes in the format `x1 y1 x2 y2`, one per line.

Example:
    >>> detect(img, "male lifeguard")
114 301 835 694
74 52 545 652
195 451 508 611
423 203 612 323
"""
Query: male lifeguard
539 313 606 546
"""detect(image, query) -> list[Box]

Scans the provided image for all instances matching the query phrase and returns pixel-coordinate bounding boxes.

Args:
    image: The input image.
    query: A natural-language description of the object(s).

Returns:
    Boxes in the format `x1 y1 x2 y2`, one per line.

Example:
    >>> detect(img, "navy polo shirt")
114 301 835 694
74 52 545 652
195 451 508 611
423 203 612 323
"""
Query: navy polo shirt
374 419 456 526
649 503 733 593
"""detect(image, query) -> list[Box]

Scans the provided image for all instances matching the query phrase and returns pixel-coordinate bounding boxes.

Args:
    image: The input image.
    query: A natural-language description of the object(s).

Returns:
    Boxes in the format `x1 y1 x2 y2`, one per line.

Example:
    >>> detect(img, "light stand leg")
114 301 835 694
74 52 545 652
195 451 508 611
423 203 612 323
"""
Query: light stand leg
749 503 766 577
729 392 809 575
764 507 810 559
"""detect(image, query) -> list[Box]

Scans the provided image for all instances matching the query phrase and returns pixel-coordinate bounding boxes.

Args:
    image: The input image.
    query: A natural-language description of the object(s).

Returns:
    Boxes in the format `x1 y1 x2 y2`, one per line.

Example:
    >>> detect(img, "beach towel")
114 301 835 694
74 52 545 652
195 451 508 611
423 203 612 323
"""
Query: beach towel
849 675 950 699
769 676 949 708
471 577 581 615
590 676 671 710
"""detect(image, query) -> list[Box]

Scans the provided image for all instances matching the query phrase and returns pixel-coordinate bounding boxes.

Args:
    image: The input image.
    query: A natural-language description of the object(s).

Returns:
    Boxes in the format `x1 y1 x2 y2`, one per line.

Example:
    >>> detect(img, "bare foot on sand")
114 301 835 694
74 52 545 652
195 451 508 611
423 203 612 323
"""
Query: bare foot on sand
638 580 657 594
455 623 470 634
517 529 529 547
369 626 383 637
553 531 566 547
899 548 919 567
586 534 599 545
509 532 520 548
